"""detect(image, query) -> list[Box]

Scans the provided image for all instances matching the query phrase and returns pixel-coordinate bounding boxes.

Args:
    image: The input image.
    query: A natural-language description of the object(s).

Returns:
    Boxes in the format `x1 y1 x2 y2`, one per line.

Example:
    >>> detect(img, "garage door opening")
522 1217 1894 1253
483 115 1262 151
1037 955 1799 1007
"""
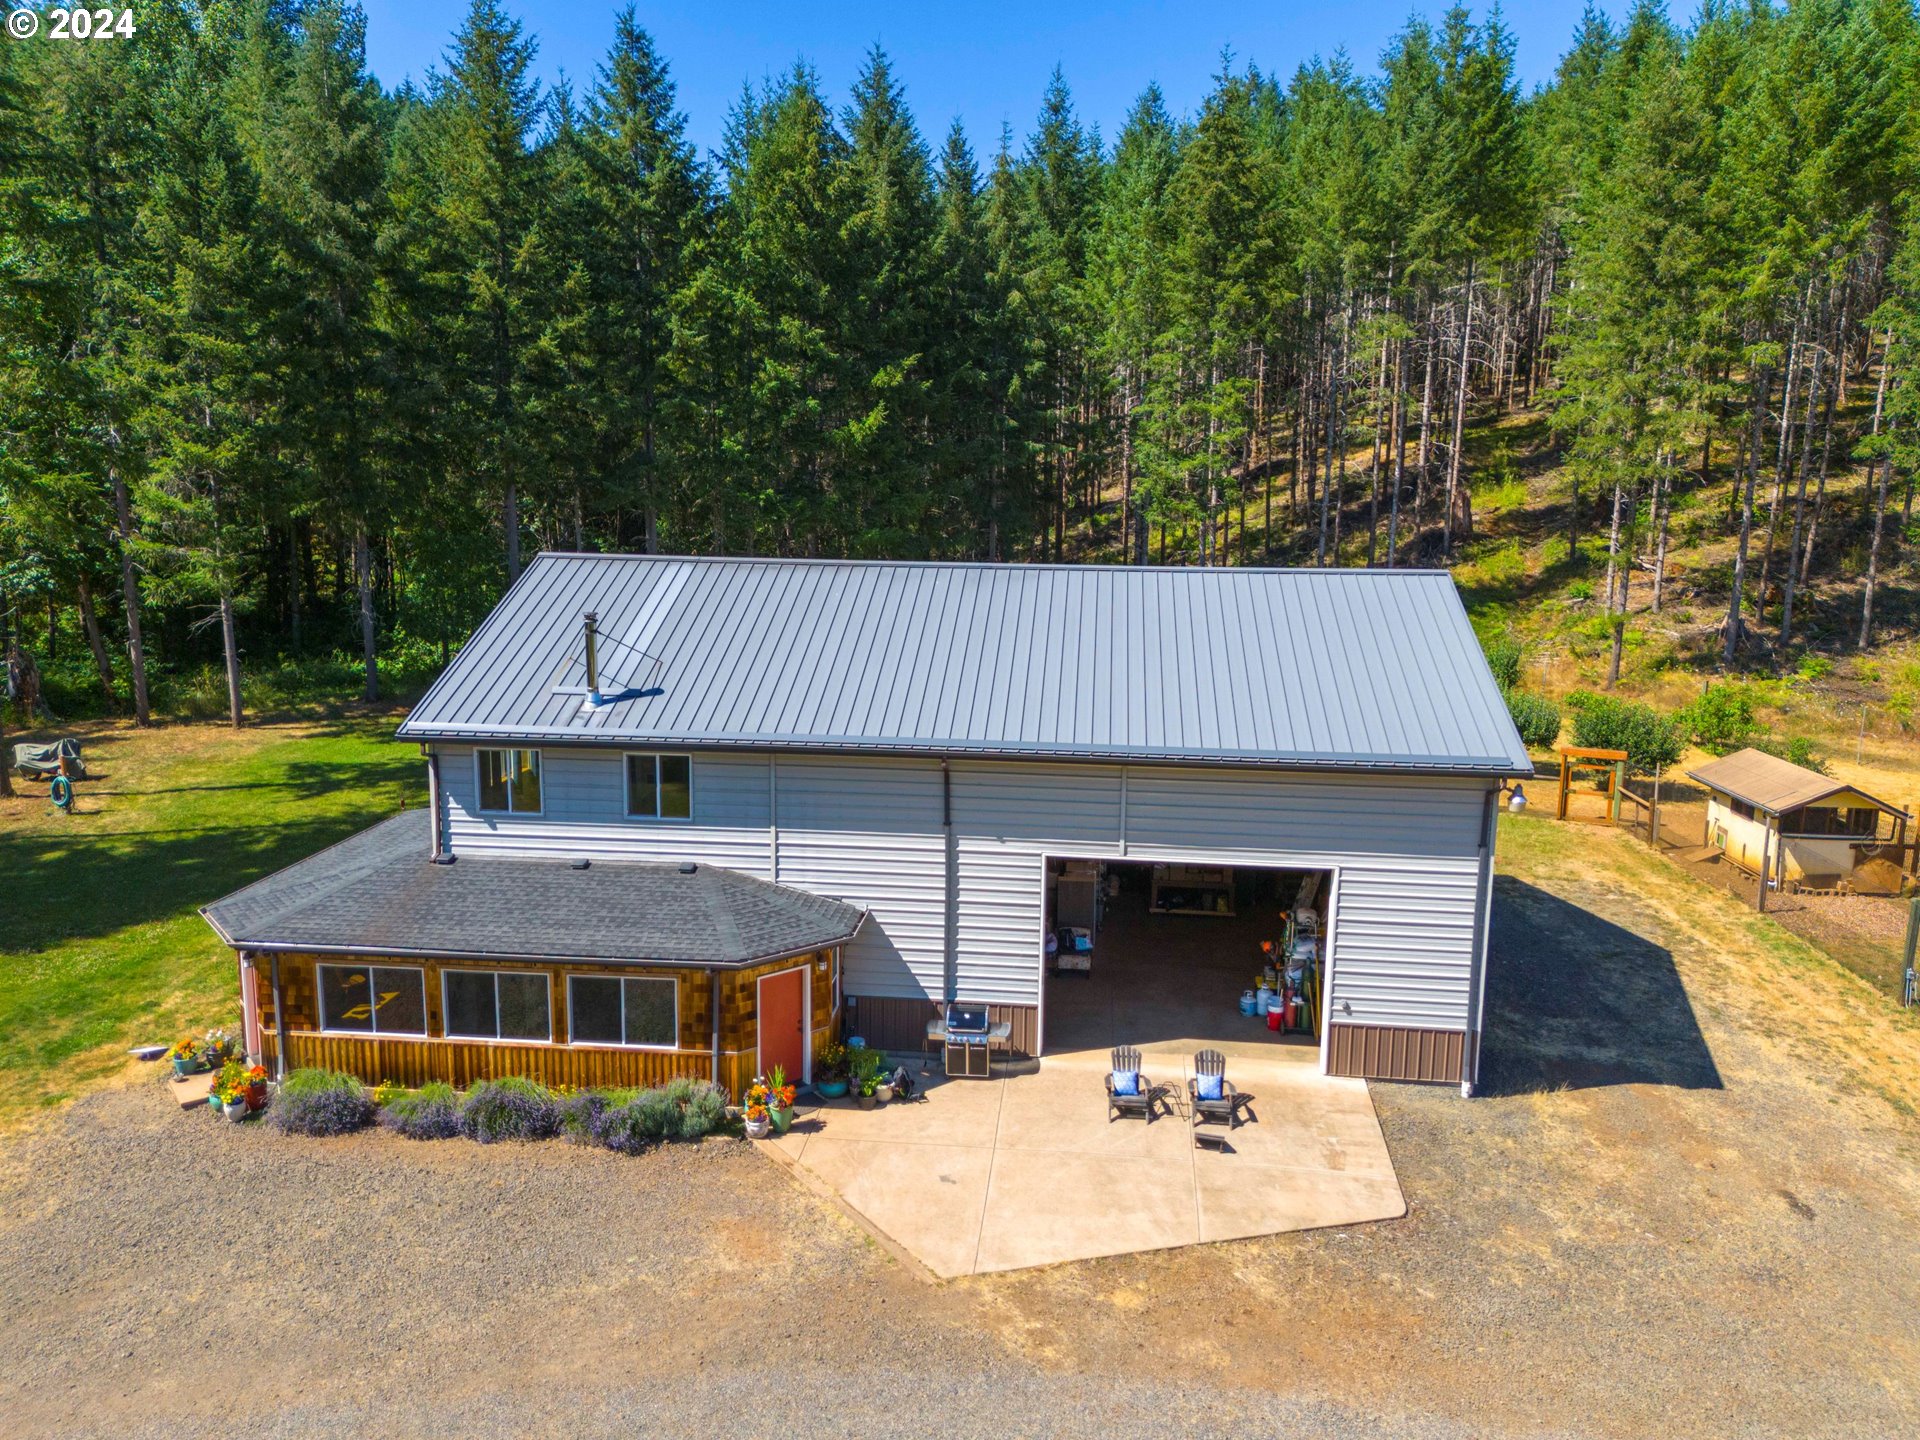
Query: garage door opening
1042 859 1330 1060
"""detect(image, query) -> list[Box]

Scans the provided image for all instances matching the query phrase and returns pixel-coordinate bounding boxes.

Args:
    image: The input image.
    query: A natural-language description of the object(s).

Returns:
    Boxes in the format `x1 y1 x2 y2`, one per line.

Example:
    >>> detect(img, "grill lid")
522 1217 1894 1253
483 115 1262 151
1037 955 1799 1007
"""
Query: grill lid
945 1003 989 1034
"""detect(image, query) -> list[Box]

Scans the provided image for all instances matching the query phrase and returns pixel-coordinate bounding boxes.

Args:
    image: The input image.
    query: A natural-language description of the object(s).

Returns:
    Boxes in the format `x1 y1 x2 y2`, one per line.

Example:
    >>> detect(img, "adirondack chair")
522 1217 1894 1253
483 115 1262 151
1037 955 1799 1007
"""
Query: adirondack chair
1189 1049 1240 1129
1105 1045 1156 1123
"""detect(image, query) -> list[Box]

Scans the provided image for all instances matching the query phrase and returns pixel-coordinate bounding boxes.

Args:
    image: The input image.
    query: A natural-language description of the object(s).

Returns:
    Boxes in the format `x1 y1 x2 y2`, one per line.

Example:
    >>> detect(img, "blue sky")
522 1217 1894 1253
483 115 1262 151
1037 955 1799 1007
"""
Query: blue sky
360 2 1623 162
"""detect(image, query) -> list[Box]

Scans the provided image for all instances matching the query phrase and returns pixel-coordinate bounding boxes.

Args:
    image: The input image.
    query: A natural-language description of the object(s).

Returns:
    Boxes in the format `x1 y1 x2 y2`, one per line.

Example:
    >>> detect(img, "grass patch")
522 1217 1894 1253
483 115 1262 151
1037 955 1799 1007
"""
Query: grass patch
0 715 421 1129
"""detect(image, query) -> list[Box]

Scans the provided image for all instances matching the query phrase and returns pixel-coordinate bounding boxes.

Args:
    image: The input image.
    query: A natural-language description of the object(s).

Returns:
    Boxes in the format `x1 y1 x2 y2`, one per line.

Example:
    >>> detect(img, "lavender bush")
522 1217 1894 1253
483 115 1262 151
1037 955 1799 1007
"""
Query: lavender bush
270 1068 375 1136
595 1077 727 1153
458 1077 560 1143
380 1082 462 1140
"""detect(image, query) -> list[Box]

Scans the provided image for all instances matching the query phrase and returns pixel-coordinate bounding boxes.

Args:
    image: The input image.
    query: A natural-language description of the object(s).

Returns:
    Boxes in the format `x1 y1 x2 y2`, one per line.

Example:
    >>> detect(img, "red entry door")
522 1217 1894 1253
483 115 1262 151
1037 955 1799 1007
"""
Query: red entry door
759 967 807 1084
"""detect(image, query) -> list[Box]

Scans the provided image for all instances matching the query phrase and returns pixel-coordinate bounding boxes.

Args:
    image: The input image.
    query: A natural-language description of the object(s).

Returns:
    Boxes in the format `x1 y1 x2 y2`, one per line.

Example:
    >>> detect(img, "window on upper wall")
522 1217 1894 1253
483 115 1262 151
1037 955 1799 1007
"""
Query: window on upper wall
443 970 552 1042
625 753 692 820
477 749 541 814
1730 798 1756 821
568 974 677 1048
318 964 427 1035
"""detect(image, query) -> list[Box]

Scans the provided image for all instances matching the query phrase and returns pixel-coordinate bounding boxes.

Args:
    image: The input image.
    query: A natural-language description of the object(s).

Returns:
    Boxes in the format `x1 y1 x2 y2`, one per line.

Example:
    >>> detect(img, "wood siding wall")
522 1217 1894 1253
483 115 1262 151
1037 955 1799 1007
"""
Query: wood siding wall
253 949 839 1100
1325 1023 1466 1084
846 993 1038 1060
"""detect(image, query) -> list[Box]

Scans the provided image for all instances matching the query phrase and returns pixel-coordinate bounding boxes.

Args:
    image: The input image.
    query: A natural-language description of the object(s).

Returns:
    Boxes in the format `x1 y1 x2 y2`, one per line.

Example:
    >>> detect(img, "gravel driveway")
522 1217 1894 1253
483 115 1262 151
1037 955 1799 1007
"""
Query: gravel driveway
4 827 1919 1439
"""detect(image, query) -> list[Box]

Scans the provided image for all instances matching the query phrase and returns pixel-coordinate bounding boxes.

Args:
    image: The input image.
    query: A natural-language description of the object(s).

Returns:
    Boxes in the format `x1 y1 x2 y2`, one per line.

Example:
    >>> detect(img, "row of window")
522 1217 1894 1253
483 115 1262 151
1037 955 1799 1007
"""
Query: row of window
316 964 678 1050
475 748 692 821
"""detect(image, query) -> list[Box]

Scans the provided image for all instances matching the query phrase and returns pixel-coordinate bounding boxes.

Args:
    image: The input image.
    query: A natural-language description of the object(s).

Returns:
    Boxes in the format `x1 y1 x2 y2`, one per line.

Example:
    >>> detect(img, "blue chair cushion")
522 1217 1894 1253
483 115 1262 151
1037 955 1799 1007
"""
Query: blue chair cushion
1109 1070 1140 1097
1195 1072 1225 1102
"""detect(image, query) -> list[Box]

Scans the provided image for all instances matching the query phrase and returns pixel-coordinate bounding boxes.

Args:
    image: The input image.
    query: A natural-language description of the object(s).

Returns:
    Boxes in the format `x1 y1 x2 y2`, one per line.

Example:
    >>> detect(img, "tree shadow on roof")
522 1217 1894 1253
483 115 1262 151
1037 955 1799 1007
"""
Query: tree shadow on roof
1477 875 1722 1095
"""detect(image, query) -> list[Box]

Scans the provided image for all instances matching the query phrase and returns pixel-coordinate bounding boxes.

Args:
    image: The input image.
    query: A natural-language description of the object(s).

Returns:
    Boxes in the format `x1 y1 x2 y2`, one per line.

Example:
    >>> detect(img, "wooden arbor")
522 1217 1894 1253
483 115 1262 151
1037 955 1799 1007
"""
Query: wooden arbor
1557 747 1629 824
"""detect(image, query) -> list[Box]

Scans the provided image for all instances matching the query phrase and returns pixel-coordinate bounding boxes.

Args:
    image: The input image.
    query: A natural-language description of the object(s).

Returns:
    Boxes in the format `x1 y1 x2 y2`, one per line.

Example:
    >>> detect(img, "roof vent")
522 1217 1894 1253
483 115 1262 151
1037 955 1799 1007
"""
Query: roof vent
679 862 698 874
579 611 604 713
571 858 591 871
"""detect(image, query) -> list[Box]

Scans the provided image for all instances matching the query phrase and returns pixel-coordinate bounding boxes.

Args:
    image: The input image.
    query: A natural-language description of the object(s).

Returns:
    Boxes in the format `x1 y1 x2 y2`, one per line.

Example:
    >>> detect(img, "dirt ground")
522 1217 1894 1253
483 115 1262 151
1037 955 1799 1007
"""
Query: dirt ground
2 818 1918 1438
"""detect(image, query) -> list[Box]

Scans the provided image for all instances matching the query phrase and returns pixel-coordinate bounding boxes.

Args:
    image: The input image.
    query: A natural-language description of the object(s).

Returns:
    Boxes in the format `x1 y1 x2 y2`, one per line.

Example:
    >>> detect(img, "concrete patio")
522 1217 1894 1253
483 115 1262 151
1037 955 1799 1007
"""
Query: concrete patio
763 1045 1404 1277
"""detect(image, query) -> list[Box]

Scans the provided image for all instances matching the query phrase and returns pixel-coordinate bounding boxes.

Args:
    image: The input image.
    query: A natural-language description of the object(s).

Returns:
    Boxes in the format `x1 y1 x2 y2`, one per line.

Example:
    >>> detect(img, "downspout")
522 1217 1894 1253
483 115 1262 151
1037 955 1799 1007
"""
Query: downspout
425 746 452 863
710 969 723 1094
270 953 289 1081
1462 784 1499 1098
942 759 957 1005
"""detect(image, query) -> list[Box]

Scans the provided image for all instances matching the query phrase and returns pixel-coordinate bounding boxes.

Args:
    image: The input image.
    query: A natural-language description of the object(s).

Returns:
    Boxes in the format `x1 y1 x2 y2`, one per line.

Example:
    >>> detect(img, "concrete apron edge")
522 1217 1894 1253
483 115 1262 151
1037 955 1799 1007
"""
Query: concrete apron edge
750 1133 945 1286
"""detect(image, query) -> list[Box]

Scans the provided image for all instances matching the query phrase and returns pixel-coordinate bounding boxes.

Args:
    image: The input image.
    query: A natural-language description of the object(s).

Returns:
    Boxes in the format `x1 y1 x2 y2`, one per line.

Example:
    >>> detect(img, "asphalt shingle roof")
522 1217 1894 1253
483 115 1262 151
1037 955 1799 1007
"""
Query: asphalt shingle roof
200 810 866 967
395 554 1532 775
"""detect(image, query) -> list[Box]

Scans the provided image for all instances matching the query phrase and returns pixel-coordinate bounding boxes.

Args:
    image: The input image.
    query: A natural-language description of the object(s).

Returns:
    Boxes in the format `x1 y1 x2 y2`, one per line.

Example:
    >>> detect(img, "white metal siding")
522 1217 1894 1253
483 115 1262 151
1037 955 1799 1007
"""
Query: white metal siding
436 745 1493 1031
770 759 949 1002
440 746 773 874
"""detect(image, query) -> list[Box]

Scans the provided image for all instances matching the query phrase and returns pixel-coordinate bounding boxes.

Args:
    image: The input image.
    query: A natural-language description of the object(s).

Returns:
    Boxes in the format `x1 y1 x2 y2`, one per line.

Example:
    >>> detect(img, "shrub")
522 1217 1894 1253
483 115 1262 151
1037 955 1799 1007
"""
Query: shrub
271 1068 376 1137
594 1078 728 1154
1503 687 1562 749
1481 636 1523 692
558 1089 613 1144
380 1082 462 1141
459 1076 560 1144
1566 578 1595 602
1675 684 1759 755
1564 691 1684 775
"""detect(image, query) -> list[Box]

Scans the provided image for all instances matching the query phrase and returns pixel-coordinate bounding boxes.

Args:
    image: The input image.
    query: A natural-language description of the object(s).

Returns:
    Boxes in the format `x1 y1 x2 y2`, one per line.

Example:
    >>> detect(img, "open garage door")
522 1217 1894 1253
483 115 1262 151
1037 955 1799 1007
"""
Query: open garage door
1041 859 1329 1060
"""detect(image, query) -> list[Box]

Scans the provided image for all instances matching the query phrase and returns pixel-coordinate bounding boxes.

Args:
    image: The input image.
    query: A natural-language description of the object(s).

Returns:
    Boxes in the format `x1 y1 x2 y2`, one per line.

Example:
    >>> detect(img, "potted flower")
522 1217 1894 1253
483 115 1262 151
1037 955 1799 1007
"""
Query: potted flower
166 1037 202 1079
244 1065 270 1112
849 1044 885 1109
214 1061 250 1121
201 1028 240 1070
813 1040 850 1100
766 1065 797 1134
743 1103 771 1140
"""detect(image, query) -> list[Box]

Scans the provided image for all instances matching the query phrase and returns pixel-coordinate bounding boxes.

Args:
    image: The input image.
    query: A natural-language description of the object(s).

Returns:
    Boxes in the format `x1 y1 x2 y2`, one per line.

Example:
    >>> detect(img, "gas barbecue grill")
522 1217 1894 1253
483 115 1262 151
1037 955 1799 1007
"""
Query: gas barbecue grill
942 1002 993 1079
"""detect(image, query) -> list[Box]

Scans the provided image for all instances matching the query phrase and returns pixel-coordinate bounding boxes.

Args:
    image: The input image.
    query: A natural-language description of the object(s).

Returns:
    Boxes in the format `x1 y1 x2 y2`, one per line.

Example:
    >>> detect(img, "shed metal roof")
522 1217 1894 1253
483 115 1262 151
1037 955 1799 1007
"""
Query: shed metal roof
396 555 1531 775
200 810 866 967
1686 748 1909 818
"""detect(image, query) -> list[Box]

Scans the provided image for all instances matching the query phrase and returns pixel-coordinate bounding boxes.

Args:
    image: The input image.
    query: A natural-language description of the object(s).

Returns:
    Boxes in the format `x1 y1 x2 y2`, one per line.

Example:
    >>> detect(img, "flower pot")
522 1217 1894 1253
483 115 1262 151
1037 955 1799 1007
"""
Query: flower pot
856 1092 877 1110
223 1099 247 1122
744 1116 771 1140
246 1082 269 1112
171 1056 194 1079
813 1078 848 1100
769 1105 793 1136
874 1084 893 1104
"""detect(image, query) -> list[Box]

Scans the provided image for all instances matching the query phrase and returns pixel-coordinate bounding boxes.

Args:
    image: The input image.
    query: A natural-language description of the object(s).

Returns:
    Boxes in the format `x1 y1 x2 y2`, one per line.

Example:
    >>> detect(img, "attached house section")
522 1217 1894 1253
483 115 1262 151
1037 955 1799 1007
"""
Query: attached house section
201 811 859 1099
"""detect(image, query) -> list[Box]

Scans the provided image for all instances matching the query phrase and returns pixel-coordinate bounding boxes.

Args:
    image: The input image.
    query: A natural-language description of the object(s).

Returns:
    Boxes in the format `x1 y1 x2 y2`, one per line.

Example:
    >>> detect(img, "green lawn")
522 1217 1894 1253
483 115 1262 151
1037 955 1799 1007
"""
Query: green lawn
0 716 422 1127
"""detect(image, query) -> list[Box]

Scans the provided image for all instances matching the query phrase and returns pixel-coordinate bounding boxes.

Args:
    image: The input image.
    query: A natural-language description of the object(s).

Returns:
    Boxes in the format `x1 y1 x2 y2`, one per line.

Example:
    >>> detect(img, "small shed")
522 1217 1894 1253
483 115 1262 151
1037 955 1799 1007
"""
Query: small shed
1687 748 1911 894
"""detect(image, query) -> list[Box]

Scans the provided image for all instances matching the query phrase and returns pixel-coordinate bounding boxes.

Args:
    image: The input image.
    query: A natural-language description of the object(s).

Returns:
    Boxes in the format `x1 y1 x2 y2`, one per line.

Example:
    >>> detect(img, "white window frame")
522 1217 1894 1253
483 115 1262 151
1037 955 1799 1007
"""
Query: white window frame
316 962 429 1037
622 751 694 822
474 747 544 816
441 968 553 1043
566 973 679 1051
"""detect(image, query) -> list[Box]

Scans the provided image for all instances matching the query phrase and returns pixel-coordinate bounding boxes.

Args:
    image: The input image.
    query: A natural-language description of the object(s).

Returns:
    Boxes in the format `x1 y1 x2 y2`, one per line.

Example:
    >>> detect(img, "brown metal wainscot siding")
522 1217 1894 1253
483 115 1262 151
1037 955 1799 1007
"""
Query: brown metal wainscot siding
845 994 1037 1060
1326 1023 1467 1084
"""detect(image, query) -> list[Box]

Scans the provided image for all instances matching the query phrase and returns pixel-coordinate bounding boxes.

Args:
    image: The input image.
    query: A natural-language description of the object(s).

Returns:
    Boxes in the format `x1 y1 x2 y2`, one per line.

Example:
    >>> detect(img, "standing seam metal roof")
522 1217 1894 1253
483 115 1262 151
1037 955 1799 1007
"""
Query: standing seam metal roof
396 555 1532 774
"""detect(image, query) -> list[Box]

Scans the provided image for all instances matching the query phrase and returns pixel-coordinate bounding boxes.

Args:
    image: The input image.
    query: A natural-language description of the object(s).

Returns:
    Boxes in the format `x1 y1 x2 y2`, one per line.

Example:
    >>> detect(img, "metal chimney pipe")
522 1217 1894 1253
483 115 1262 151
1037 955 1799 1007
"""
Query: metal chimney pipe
583 611 601 704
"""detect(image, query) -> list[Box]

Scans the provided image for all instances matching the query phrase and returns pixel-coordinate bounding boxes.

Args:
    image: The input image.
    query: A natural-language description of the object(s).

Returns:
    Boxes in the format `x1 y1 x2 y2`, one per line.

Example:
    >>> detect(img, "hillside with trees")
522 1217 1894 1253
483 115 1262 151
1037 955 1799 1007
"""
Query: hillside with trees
4 0 1920 739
